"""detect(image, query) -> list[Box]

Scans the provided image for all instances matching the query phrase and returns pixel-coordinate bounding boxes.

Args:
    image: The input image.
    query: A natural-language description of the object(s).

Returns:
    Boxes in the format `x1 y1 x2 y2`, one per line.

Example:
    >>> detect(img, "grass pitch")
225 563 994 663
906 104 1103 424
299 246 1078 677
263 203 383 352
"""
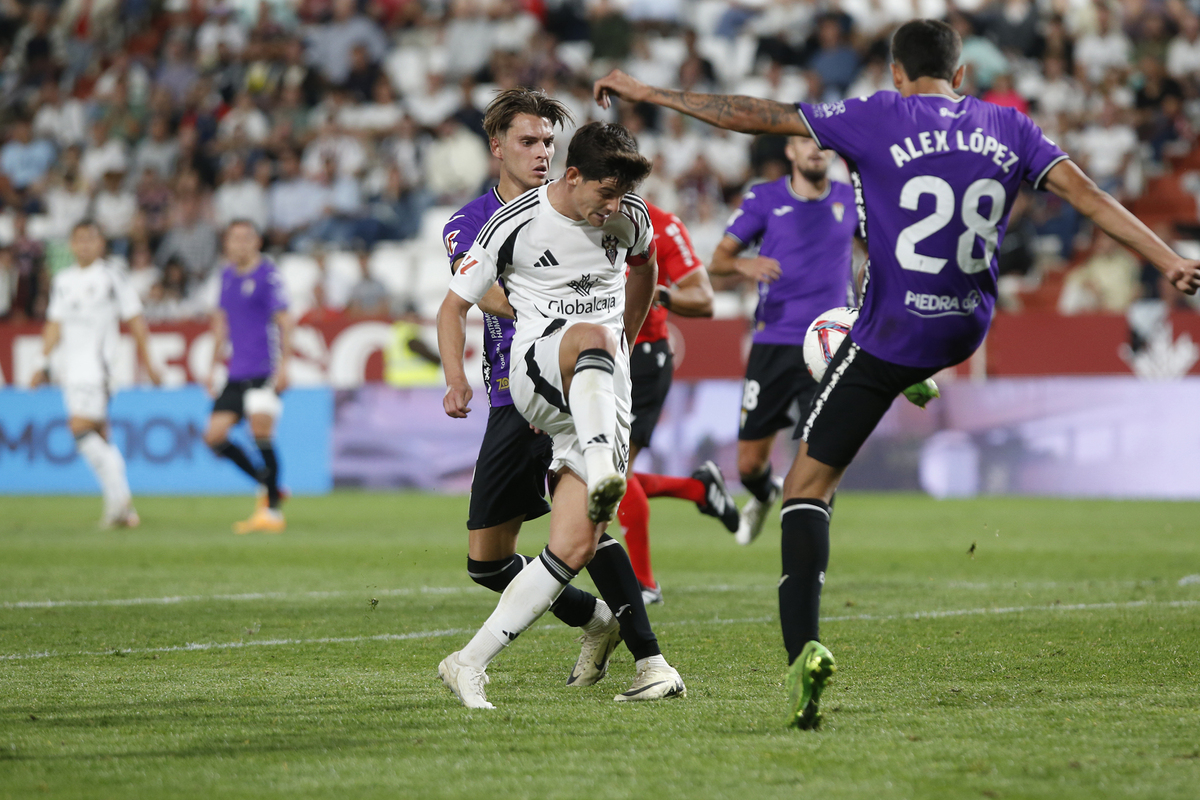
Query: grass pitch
2 492 1199 799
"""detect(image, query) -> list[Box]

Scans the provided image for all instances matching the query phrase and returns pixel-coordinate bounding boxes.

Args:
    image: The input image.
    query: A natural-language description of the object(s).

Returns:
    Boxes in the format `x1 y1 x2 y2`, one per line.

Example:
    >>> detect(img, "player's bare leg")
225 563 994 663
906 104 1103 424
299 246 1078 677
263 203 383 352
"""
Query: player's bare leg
71 417 137 529
779 442 845 728
736 435 783 545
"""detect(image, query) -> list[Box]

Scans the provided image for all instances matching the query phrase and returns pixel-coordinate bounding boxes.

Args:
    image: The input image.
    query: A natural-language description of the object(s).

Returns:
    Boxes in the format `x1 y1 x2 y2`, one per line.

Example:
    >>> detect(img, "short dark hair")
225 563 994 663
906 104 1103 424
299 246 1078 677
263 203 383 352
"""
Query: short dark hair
225 218 261 236
71 219 101 235
891 19 961 82
482 87 574 140
565 122 652 195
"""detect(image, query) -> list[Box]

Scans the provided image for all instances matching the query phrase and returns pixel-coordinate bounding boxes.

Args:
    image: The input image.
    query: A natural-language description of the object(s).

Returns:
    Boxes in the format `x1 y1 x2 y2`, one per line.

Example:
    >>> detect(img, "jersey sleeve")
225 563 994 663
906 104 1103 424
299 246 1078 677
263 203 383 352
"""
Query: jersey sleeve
622 196 656 267
265 265 288 314
113 269 143 320
723 186 768 245
443 207 485 272
448 239 501 305
795 93 886 163
657 213 702 283
1015 112 1071 191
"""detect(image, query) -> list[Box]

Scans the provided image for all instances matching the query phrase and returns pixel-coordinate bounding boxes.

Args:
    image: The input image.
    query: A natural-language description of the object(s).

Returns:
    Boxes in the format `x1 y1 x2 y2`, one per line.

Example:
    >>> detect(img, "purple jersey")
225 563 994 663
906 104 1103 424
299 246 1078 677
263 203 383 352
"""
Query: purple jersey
724 176 857 345
219 259 288 381
444 187 515 407
797 93 1069 369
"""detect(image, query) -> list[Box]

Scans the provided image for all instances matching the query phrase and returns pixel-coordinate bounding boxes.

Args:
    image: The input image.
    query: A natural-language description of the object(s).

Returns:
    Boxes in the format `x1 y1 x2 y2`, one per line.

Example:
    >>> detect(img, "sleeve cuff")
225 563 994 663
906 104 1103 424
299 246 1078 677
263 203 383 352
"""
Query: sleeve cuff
1033 154 1071 191
793 103 823 149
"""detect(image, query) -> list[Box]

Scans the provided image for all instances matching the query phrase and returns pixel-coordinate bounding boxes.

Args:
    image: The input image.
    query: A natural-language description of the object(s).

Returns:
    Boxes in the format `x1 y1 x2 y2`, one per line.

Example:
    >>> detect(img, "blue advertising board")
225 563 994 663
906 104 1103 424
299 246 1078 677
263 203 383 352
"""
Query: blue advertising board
0 387 332 494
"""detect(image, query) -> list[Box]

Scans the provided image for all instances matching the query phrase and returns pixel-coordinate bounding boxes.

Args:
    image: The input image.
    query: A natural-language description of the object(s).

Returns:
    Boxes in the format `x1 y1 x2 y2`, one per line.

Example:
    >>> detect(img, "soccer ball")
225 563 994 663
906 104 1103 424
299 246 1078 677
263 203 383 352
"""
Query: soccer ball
803 306 859 381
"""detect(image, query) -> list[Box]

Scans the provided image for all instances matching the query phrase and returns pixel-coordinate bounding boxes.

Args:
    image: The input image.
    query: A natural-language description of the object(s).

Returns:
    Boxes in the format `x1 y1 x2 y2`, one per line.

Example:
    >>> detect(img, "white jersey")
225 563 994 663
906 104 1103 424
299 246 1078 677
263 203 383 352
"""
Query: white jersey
449 183 654 352
46 259 142 386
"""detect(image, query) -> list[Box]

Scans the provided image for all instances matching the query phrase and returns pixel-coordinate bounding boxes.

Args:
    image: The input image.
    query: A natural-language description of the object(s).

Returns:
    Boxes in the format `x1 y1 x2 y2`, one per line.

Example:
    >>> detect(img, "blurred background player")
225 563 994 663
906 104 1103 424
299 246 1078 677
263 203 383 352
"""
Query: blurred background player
709 136 857 546
204 220 292 534
437 122 684 708
618 200 738 604
443 88 624 686
32 220 161 528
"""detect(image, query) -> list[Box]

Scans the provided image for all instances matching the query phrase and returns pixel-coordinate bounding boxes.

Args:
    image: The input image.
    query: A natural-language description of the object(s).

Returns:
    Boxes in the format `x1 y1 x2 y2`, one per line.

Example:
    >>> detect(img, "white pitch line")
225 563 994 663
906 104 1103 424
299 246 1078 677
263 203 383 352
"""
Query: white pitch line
2 599 1197 664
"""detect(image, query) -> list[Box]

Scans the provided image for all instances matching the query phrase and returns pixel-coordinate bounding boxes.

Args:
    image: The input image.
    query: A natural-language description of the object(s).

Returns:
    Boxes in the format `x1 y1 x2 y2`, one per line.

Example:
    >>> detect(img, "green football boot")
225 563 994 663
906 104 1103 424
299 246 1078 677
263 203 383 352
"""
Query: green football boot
786 640 836 730
902 378 940 409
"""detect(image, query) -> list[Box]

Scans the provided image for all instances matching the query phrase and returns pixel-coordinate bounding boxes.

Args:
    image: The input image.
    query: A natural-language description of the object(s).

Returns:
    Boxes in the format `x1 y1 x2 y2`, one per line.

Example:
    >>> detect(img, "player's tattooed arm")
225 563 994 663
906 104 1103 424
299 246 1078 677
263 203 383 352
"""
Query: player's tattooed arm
1046 159 1200 294
593 70 810 136
436 290 474 418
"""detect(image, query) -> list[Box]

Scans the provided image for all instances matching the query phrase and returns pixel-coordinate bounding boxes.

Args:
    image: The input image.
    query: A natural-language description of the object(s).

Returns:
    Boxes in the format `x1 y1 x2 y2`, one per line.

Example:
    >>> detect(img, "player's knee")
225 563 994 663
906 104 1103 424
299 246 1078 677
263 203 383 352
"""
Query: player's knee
556 539 596 572
204 430 226 449
577 323 618 356
738 451 769 480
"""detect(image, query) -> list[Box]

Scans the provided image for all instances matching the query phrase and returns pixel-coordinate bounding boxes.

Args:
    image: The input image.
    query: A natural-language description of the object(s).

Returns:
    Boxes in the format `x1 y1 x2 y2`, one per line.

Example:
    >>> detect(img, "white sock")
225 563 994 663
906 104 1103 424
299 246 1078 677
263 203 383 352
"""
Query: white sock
635 654 669 673
582 599 615 634
570 349 617 482
77 432 128 516
459 550 573 668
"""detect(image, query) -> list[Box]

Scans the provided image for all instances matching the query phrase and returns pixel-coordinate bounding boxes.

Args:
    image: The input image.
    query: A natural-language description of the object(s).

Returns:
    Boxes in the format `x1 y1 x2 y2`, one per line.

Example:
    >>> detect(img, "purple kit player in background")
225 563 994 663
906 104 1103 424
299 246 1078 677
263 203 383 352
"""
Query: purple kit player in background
710 135 857 546
204 219 293 535
442 88 629 690
594 18 1200 728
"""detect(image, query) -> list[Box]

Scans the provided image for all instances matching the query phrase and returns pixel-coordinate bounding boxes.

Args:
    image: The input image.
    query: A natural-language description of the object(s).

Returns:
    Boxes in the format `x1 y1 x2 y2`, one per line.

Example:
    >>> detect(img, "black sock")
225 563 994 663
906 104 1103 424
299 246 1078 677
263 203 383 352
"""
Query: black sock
779 497 831 665
212 440 259 482
256 438 281 507
741 464 775 504
467 554 598 628
585 534 660 660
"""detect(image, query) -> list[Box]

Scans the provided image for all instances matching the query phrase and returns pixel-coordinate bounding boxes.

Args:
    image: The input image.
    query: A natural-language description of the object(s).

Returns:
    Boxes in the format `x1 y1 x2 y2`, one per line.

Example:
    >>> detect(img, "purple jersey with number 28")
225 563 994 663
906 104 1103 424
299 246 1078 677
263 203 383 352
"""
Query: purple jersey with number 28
797 92 1068 369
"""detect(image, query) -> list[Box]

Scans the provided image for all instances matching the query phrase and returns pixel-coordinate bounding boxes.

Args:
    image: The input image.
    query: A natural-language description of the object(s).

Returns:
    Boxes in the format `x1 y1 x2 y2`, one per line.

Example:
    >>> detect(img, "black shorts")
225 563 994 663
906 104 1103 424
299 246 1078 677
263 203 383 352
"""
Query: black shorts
467 403 553 530
739 343 820 441
629 338 674 448
212 376 270 420
798 336 939 468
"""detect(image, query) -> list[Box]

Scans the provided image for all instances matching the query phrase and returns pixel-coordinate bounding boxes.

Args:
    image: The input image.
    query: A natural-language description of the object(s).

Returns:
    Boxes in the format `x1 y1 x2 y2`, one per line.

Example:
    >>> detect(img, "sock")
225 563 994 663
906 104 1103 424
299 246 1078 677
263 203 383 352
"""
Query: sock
256 437 281 508
634 472 706 504
459 547 574 668
741 464 776 504
76 432 130 515
467 554 597 628
779 498 831 665
585 533 660 660
212 439 259 482
570 348 617 481
635 653 669 672
617 473 655 587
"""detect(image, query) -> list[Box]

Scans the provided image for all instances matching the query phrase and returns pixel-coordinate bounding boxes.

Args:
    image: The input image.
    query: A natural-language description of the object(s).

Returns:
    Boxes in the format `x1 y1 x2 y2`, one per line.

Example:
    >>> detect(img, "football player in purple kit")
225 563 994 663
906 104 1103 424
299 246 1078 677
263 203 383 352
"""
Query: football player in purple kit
442 88 654 691
710 135 857 547
203 220 293 535
595 18 1200 728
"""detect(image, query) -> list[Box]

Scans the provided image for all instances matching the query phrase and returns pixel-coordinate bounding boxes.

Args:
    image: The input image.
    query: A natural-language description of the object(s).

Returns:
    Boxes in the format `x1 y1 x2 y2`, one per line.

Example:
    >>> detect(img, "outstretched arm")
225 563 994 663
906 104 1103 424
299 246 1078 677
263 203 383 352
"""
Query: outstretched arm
1045 160 1200 294
436 290 475 418
594 69 810 137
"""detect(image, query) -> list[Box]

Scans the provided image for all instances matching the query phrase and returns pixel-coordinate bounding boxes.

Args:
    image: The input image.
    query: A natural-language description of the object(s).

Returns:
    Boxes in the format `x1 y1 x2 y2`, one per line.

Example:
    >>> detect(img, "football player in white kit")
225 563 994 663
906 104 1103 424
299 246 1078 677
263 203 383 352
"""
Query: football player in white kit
436 122 686 708
32 220 161 527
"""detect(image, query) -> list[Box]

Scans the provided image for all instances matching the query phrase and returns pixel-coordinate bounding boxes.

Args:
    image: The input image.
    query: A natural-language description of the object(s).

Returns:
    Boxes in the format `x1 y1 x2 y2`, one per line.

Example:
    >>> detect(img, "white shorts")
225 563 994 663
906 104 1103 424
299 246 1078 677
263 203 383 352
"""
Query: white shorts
510 319 631 483
62 383 110 422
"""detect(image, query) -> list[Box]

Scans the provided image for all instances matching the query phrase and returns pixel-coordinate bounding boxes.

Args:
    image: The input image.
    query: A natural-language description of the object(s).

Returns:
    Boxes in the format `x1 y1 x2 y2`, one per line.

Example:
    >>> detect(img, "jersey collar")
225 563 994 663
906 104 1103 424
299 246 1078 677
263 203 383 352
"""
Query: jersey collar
786 177 831 203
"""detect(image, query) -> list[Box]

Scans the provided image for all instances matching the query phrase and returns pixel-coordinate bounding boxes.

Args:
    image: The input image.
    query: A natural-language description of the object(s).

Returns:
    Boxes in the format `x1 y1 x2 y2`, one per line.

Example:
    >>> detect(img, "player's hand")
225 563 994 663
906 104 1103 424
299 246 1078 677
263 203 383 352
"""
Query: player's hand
594 69 649 110
444 381 472 418
205 372 218 398
737 256 782 284
273 365 290 394
529 424 545 435
29 368 48 388
1167 259 1200 295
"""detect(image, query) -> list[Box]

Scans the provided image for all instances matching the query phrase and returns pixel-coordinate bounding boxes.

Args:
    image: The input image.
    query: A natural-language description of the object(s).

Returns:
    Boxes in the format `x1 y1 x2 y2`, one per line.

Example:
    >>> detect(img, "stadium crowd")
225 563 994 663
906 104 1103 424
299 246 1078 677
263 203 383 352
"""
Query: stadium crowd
1 0 1199 324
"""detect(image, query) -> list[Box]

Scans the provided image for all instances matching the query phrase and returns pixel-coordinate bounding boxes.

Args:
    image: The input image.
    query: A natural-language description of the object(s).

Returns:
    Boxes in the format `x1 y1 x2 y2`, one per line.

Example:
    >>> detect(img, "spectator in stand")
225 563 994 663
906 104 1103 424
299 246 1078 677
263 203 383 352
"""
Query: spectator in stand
369 163 428 242
293 156 372 251
31 79 87 149
342 43 382 102
4 3 66 88
135 167 173 245
155 38 199 106
212 155 268 230
132 116 180 180
218 91 271 145
302 119 366 177
144 258 202 322
7 211 46 320
982 72 1028 115
80 120 129 189
807 14 859 100
1 118 55 200
423 117 488 204
92 169 138 256
1167 13 1200 81
1075 4 1131 84
268 149 327 249
1058 231 1141 315
305 0 388 87
1070 100 1139 198
126 241 160 304
950 10 1007 91
43 163 90 239
344 250 390 318
155 184 220 279
985 0 1040 58
197 3 248 68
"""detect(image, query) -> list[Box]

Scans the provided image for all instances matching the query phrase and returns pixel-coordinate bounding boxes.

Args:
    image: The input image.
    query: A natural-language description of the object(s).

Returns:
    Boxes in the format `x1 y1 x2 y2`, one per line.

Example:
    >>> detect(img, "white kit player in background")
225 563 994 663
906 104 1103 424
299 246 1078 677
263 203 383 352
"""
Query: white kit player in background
436 122 686 708
32 220 162 527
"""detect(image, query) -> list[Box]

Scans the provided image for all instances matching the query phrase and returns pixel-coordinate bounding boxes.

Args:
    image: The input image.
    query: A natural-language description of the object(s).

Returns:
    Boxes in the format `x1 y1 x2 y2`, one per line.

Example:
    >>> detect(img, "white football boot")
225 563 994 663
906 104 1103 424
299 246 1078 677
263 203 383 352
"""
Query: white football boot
639 582 664 606
438 651 495 709
735 475 783 546
567 603 623 687
614 657 686 702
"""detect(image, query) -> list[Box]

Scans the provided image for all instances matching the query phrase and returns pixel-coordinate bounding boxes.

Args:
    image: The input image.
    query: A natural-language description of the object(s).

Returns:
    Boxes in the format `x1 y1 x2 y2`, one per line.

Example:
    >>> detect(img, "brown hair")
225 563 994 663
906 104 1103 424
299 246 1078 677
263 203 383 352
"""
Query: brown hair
565 122 652 194
482 87 574 141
